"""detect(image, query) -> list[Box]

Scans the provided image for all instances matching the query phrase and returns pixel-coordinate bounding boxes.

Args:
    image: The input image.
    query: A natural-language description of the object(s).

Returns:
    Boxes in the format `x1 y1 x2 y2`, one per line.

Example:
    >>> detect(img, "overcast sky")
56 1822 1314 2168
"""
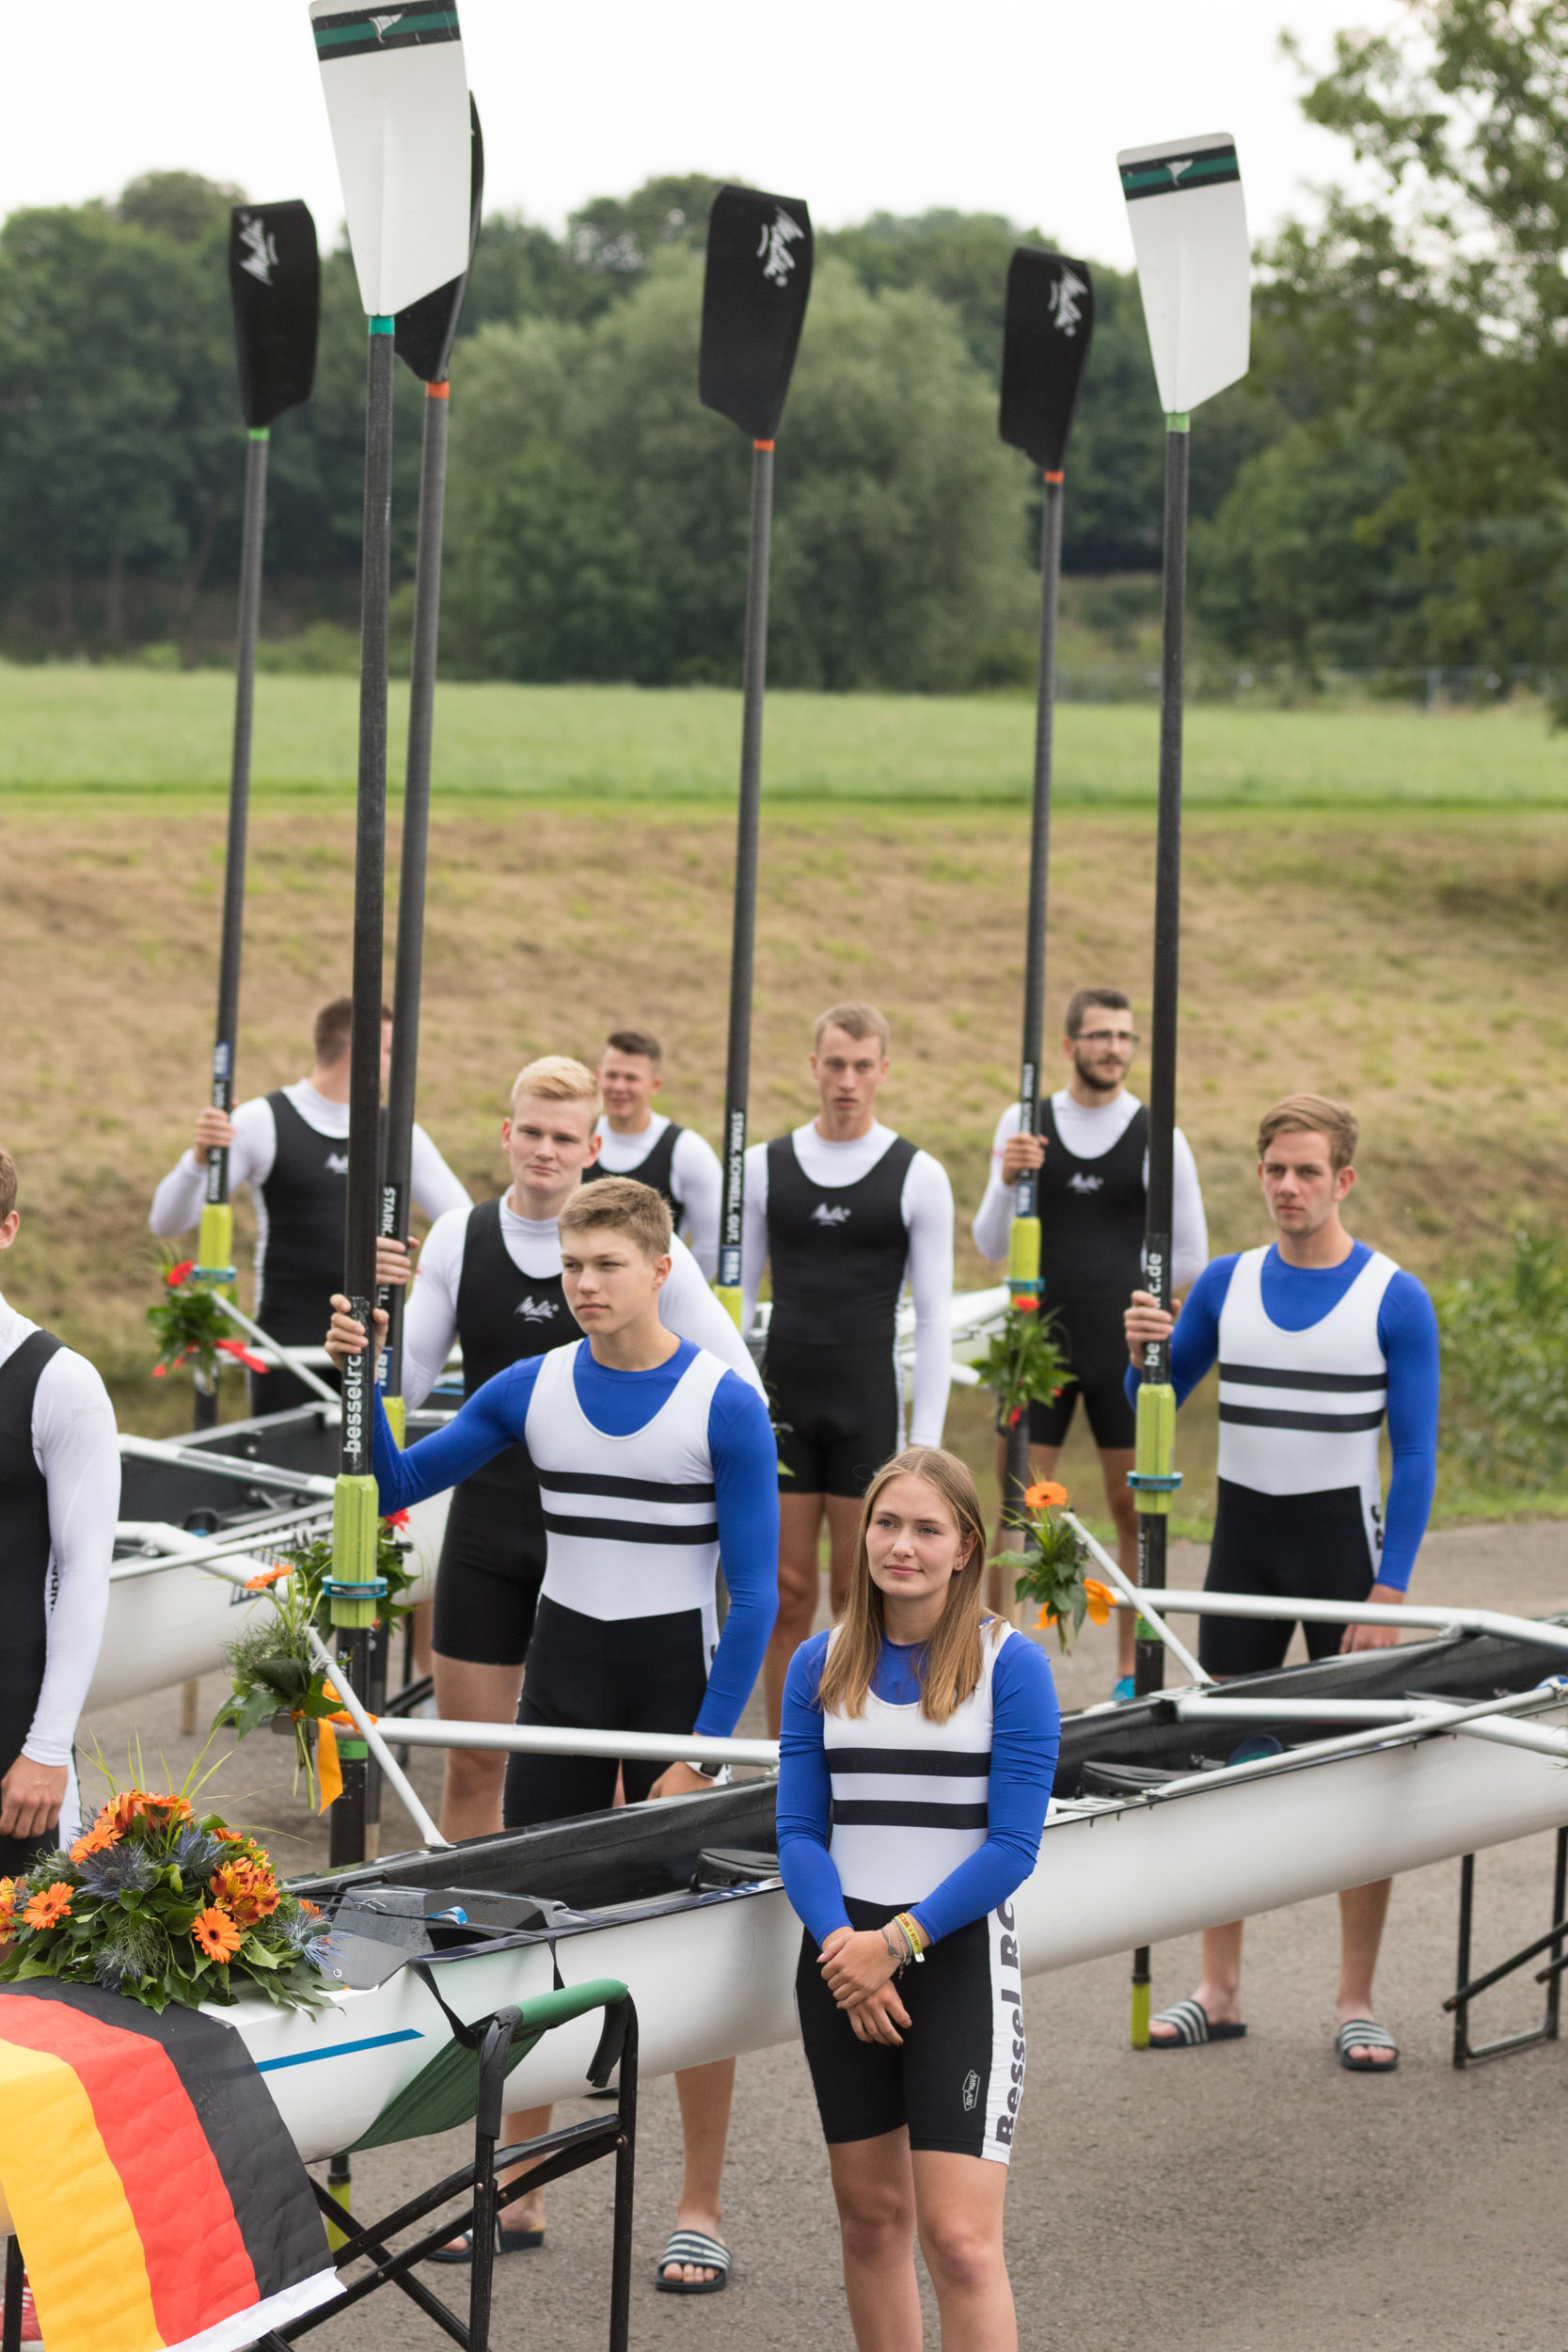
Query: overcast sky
4 1 1405 265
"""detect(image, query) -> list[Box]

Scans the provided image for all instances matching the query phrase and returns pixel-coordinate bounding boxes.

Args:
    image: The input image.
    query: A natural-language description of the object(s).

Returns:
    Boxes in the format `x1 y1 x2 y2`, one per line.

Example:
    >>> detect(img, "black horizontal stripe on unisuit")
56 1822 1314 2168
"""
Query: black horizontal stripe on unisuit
536 1470 717 1503
1219 1362 1386 1393
829 1749 992 1778
313 7 461 59
541 1511 720 1545
1218 1404 1386 1434
832 1800 990 1830
1120 145 1240 201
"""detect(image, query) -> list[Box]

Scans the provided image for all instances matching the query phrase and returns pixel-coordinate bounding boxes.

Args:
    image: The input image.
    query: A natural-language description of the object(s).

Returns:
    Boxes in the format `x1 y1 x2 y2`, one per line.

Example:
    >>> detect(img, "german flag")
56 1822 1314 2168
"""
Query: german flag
0 1981 339 2352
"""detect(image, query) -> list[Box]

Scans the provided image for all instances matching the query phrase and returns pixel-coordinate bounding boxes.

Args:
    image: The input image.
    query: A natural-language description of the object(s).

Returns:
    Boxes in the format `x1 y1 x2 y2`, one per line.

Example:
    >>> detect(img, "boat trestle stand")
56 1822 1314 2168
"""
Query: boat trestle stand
1444 1826 1568 2069
252 1977 637 2352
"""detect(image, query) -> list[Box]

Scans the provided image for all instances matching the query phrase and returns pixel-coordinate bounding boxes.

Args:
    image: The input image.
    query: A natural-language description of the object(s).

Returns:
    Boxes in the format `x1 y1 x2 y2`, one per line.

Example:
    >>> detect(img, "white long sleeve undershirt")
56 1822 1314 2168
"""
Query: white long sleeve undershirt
739 1123 955 1447
399 1196 766 1412
148 1080 472 1285
592 1114 723 1279
971 1092 1209 1295
0 1294 119 1769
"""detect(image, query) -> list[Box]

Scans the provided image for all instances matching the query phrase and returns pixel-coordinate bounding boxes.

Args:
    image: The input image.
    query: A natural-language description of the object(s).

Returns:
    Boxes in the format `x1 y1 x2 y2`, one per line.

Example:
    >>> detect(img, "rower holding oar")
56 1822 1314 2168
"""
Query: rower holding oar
366 1056 760 1841
777 1448 1058 2352
329 1177 778 2293
743 1004 955 1733
584 1028 723 1278
149 995 470 1415
0 1149 119 1874
973 986 1207 1692
1125 1095 1439 2071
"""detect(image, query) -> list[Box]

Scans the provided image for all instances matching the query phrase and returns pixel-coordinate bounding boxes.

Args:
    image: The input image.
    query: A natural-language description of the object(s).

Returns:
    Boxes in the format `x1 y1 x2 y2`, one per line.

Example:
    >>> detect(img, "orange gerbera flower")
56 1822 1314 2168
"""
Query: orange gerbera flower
1023 1480 1069 1510
192 1906 243 1963
211 1862 279 1928
70 1823 117 1864
1036 1606 1059 1630
0 1879 19 1936
244 1564 291 1593
23 1883 71 1931
1084 1579 1117 1628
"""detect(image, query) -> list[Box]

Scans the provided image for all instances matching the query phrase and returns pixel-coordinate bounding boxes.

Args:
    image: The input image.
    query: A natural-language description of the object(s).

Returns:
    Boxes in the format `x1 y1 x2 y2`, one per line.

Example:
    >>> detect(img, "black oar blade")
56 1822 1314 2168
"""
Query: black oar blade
699 185 813 439
999 248 1094 472
395 96 484 386
229 200 320 428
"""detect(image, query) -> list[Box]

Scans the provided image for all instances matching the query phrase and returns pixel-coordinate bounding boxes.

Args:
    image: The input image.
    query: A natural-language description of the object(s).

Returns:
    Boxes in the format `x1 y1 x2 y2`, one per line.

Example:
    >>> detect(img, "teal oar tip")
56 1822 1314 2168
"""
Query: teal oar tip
369 314 395 335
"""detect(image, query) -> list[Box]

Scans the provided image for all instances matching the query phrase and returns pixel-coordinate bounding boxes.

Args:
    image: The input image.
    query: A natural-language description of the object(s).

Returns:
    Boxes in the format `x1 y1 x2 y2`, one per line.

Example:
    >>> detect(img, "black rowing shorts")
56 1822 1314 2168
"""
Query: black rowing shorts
431 1474 546 1668
767 1337 900 1499
1022 1295 1135 1453
1199 1479 1378 1677
795 1896 1026 2165
502 1595 712 1828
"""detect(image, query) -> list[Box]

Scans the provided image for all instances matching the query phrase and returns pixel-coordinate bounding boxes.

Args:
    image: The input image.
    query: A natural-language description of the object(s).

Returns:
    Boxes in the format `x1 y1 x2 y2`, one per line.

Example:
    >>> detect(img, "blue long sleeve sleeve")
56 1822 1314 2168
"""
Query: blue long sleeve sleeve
775 1634 847 1946
692 1375 780 1737
775 1631 1060 1951
909 1638 1058 1945
1375 1270 1439 1591
372 1358 542 1509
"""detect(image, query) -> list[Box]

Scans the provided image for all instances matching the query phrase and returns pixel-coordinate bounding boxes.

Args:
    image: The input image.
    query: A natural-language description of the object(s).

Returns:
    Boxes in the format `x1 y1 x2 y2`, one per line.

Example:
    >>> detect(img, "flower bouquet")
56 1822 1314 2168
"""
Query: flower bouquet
0 1789 334 2015
992 1480 1118 1654
147 1256 266 1392
973 1297 1070 1433
214 1518 418 1803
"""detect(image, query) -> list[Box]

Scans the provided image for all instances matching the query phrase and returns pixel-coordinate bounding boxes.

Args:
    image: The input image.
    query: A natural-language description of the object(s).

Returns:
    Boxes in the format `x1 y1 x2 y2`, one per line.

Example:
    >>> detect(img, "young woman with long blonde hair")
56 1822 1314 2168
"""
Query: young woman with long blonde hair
776 1446 1059 2351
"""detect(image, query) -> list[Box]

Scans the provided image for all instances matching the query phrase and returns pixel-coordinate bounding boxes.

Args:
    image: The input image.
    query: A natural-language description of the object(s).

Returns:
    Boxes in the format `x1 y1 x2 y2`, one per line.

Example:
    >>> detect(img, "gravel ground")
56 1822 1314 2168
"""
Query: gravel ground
75 1519 1568 2352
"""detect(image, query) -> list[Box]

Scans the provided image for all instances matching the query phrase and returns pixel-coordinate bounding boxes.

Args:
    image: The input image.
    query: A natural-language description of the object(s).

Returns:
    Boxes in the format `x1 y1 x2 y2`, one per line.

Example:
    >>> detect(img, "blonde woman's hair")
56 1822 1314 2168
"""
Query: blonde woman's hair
816 1448 989 1725
509 1055 602 1120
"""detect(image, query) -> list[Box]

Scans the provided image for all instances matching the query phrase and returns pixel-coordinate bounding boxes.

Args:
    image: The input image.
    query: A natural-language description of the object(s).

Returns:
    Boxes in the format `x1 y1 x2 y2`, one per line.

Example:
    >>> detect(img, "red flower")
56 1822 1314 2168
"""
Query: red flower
151 1364 167 1378
1014 1296 1039 1313
383 1510 410 1531
1008 1407 1023 1427
215 1338 269 1375
166 1260 195 1289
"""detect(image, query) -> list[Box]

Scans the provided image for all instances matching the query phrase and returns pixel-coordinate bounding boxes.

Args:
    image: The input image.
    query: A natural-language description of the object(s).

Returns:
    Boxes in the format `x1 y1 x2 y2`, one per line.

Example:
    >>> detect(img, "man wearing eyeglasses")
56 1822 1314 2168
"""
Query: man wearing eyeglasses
973 986 1208 1696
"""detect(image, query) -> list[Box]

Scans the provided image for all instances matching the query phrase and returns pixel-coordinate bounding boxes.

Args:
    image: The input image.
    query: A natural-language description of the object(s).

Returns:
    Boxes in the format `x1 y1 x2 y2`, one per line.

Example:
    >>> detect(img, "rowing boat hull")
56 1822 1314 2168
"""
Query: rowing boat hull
225 1624 1568 2155
97 1405 448 1709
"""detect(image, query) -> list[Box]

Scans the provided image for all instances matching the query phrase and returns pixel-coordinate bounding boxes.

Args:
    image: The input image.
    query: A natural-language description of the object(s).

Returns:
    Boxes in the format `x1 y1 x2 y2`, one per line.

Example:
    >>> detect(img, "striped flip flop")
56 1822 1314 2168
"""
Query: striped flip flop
656 2230 731 2296
1337 2019 1399 2073
1148 1997 1247 2048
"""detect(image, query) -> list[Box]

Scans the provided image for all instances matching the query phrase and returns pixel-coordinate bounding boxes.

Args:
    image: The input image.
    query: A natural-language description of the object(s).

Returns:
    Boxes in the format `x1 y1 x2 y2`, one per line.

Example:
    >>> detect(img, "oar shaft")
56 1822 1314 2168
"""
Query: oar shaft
1133 419 1190 1703
1004 469 1064 1518
382 380 451 1408
715 439 775 1322
341 324 395 1484
203 427 270 1234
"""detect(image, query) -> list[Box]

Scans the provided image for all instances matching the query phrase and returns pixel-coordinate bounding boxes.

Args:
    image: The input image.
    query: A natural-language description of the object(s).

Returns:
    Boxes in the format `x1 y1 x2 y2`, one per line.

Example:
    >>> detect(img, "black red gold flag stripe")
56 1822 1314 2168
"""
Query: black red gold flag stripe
0 1982 337 2350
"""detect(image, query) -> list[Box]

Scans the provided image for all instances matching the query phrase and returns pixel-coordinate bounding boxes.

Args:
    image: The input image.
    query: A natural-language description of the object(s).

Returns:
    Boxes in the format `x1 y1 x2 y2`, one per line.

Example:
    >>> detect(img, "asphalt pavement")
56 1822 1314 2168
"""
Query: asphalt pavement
77 1518 1568 2351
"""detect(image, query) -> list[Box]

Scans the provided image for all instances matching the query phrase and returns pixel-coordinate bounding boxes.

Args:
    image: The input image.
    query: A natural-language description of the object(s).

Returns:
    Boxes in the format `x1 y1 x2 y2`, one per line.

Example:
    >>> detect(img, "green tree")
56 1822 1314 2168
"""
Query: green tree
442 253 1031 691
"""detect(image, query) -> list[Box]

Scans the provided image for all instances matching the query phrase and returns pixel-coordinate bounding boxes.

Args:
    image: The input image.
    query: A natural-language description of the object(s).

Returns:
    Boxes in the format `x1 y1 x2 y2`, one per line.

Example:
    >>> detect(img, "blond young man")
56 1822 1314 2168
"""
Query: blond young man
740 1003 954 1733
1126 1095 1439 2072
150 994 468 1414
585 1029 722 1279
332 1178 778 2293
355 1057 763 1843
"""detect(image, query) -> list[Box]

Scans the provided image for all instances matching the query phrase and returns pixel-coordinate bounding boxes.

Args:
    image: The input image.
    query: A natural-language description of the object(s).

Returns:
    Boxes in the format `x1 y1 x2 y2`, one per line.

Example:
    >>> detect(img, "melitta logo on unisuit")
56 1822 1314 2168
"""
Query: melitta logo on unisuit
810 1202 852 1228
1119 144 1240 201
311 5 461 58
325 1152 349 1176
515 1295 559 1322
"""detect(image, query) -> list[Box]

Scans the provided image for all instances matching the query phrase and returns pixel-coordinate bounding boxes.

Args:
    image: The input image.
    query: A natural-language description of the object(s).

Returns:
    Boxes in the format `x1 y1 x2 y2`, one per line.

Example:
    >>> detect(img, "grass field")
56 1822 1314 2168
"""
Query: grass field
3 663 1568 806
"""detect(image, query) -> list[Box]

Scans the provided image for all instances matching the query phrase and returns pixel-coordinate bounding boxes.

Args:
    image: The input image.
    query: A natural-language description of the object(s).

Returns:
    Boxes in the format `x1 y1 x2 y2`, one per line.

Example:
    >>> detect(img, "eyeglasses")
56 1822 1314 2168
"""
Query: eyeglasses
1076 1030 1139 1051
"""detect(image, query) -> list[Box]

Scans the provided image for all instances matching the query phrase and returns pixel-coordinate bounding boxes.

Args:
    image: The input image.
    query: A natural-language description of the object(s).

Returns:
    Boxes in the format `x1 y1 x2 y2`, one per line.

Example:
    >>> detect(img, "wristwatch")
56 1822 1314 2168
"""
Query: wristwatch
684 1758 725 1781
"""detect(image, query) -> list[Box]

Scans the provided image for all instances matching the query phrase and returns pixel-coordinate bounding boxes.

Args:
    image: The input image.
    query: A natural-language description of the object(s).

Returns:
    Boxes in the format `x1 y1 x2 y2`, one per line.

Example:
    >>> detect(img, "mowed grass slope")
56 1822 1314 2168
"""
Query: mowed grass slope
8 780 1568 1534
2 663 1567 805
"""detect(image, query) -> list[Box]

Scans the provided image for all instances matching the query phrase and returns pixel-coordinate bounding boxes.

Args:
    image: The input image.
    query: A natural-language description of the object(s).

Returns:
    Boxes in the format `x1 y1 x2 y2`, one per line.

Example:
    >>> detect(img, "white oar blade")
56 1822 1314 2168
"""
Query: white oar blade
309 3 472 317
1117 134 1250 414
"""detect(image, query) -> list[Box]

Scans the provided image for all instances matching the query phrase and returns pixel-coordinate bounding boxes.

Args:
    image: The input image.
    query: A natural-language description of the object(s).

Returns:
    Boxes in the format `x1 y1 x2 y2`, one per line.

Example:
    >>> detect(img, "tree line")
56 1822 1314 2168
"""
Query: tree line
0 2 1555 691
